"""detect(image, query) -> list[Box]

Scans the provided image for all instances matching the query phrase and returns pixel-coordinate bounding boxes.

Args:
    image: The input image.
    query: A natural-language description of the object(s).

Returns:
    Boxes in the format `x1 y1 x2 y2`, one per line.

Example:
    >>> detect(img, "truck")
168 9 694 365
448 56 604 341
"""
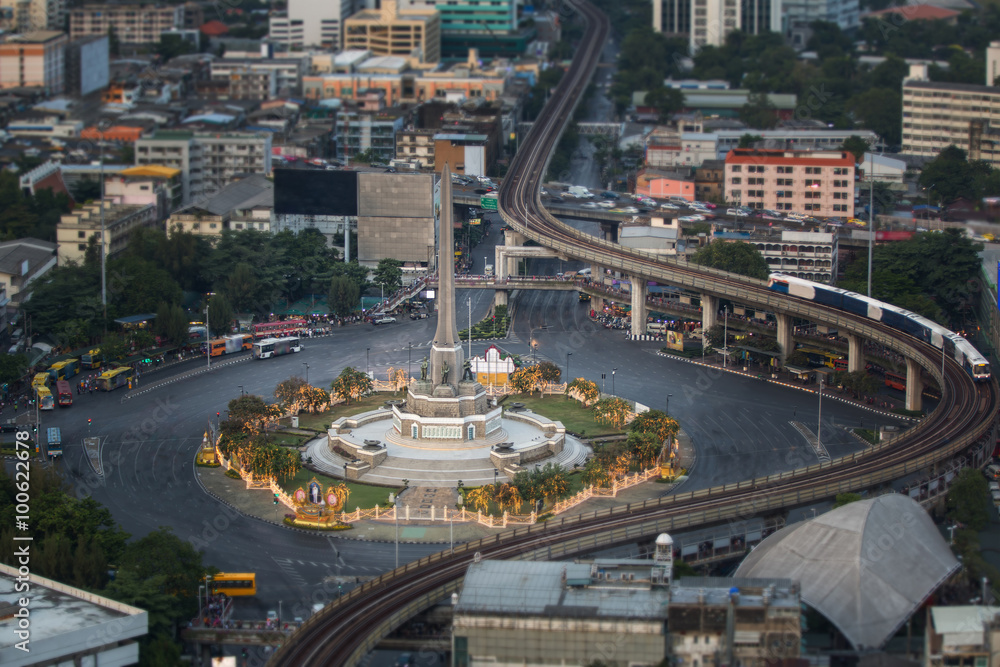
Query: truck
484 264 495 277
252 336 302 360
567 186 593 199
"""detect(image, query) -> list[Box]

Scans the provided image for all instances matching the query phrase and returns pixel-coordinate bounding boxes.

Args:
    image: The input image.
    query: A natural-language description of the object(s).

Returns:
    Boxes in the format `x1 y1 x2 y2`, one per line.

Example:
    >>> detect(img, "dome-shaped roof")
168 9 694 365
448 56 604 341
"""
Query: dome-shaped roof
735 494 958 649
655 533 674 546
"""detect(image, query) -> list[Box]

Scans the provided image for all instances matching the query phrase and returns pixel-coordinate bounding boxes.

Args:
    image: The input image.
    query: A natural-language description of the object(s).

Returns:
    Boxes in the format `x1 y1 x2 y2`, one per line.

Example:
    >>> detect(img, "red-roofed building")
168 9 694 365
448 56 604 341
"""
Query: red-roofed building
723 149 855 218
199 20 229 36
862 4 960 22
20 161 74 206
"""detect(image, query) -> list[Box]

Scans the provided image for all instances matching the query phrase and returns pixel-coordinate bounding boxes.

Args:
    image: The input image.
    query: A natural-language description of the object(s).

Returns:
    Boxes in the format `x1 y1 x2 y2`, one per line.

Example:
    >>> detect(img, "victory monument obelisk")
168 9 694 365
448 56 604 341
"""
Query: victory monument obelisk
394 164 502 441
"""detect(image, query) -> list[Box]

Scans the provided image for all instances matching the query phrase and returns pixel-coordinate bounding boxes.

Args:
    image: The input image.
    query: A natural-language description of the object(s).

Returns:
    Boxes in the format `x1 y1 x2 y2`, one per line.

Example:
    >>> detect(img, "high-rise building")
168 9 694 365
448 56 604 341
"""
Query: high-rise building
344 0 441 64
0 30 67 94
70 4 182 44
781 0 859 44
268 0 356 50
652 0 780 51
987 40 1000 86
901 78 1000 167
0 0 65 33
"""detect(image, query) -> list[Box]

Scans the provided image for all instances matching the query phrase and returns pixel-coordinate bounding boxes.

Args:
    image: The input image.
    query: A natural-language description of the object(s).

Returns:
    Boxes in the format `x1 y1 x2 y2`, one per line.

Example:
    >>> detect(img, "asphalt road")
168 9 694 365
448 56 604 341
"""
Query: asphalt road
20 209 908 633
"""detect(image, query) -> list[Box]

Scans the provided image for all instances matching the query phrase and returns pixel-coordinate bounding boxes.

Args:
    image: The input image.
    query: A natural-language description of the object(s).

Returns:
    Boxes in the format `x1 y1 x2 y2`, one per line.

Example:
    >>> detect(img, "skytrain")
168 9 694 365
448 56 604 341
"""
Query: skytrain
767 273 990 381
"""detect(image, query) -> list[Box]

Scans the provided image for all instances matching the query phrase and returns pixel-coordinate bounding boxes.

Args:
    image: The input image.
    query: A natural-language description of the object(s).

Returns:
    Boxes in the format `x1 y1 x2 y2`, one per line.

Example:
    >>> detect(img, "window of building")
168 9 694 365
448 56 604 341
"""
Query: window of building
777 166 791 174
730 165 741 172
78 231 85 239
833 204 847 212
833 167 848 175
730 189 740 199
78 243 86 251
730 177 741 184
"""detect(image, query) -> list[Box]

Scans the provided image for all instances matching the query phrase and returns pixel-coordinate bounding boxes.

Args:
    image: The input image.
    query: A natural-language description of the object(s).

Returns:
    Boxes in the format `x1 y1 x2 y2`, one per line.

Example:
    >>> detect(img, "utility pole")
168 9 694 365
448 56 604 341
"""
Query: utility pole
99 130 107 329
468 297 472 359
205 303 210 369
817 379 823 450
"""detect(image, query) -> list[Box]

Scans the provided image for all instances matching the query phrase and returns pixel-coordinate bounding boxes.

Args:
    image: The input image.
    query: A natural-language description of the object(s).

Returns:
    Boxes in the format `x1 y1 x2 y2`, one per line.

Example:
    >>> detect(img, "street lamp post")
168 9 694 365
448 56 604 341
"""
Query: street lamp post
817 379 824 450
238 385 244 397
205 303 210 369
197 584 205 625
394 500 399 568
366 347 370 377
666 393 672 415
612 368 616 395
408 342 412 380
723 307 729 366
303 363 309 385
494 468 499 485
565 352 572 388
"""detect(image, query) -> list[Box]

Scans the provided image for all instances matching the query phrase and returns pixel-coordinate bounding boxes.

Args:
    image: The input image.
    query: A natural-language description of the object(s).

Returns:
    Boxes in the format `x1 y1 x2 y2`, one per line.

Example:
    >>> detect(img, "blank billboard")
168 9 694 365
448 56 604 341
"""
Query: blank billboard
274 169 358 216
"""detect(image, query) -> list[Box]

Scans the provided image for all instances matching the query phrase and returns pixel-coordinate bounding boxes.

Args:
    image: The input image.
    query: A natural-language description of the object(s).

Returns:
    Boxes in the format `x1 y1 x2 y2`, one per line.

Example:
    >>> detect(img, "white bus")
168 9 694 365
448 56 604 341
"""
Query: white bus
252 337 302 359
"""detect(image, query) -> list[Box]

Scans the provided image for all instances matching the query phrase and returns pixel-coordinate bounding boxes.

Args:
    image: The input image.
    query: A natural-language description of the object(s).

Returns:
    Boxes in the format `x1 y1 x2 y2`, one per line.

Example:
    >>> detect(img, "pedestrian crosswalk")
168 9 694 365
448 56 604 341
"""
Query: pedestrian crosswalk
271 556 380 580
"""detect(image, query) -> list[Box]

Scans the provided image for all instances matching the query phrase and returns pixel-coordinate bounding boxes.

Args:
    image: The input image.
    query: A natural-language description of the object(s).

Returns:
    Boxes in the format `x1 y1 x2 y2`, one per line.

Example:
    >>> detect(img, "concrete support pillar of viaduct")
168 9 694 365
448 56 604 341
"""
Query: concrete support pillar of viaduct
590 263 602 280
775 313 792 367
905 357 924 412
592 295 604 312
847 334 864 373
493 290 508 308
503 230 523 278
701 294 718 336
630 276 647 336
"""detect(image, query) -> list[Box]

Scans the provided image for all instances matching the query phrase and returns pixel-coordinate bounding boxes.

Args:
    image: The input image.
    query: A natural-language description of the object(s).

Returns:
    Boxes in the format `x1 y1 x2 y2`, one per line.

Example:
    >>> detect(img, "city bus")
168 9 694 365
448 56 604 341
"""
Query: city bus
46 427 61 457
32 372 49 389
55 380 73 407
209 334 253 357
81 348 102 369
48 359 79 381
211 573 256 597
252 337 301 359
252 319 307 339
34 385 54 410
885 371 906 391
97 367 132 392
796 346 845 369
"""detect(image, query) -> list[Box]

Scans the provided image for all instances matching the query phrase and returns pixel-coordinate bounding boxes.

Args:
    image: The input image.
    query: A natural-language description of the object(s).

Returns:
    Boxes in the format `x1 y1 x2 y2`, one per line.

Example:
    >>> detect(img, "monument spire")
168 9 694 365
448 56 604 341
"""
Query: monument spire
434 164 460 347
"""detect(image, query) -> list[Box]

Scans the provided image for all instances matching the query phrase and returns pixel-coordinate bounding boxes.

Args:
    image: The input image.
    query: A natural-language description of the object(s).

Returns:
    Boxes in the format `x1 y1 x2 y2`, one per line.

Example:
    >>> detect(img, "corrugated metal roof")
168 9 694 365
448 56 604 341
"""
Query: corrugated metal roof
184 174 273 216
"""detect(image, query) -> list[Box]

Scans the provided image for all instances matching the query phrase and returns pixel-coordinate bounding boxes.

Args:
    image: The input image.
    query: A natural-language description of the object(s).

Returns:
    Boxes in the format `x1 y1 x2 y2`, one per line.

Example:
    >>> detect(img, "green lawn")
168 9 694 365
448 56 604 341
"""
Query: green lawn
292 393 403 431
278 466 403 510
271 432 308 447
502 395 624 437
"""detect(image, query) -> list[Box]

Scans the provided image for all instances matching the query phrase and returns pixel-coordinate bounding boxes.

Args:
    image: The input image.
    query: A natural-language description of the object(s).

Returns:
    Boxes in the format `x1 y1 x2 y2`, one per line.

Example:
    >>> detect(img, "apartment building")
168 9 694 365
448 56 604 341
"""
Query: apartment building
0 0 65 32
64 35 109 96
57 200 158 265
268 0 355 50
167 174 272 241
210 56 308 96
395 128 436 168
749 229 838 283
134 131 273 204
70 4 182 44
303 68 507 107
653 0 780 50
723 148 855 217
0 237 57 307
210 67 277 100
0 30 67 93
344 0 441 65
104 165 183 218
901 79 1000 167
337 108 405 164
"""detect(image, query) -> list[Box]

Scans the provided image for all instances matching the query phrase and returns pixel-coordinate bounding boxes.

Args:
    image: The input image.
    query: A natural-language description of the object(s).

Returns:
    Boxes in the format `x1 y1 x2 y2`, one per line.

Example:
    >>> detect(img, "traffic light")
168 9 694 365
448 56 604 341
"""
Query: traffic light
216 412 220 418
273 493 279 505
87 418 92 426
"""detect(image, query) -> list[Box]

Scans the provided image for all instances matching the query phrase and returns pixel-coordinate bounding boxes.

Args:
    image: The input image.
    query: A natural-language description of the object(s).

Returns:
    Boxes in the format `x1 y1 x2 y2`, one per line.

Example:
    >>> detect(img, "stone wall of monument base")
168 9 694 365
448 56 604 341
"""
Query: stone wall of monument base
406 384 488 418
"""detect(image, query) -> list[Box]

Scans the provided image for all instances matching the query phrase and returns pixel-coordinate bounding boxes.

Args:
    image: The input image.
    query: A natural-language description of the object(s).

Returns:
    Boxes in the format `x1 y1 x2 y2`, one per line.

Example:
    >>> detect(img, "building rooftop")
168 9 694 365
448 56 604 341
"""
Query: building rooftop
0 237 56 276
120 165 181 179
863 4 960 20
735 494 959 650
930 606 1000 641
903 79 1000 94
0 563 147 666
9 30 66 43
180 173 273 217
335 49 372 66
725 148 854 166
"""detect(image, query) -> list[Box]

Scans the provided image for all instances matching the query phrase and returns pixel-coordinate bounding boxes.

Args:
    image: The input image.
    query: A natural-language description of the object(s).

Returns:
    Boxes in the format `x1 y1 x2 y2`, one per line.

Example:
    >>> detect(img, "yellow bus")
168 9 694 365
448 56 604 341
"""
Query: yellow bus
210 572 256 597
34 385 54 410
97 366 132 391
32 372 50 389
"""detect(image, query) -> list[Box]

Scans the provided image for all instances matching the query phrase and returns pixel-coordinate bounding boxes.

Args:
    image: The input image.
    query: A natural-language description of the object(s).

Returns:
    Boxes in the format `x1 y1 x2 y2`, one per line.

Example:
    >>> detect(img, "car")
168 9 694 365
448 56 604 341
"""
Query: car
726 208 747 217
678 214 705 222
549 196 565 203
621 206 639 213
373 316 397 325
580 201 598 208
609 207 626 213
694 200 717 209
540 187 548 196
267 611 278 622
600 191 618 199
659 203 679 210
847 218 867 226
596 200 615 208
409 312 428 320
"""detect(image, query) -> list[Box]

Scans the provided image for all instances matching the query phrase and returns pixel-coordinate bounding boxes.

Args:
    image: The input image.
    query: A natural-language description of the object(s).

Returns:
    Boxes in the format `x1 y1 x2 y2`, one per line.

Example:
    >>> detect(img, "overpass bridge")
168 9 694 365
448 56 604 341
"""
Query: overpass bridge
270 0 998 662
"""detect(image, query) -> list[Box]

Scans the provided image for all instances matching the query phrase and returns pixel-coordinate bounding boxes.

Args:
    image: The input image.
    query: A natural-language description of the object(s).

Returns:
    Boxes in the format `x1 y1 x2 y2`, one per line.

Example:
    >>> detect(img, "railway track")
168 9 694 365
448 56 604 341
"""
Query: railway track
270 2 998 664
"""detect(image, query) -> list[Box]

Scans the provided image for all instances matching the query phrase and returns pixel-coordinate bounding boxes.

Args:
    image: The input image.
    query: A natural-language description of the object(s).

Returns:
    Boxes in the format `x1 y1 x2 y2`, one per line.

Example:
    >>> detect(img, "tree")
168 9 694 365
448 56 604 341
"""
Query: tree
99 332 129 365
155 302 189 349
275 376 309 413
705 324 727 348
328 275 360 318
0 353 27 385
536 360 561 383
107 255 183 317
372 258 403 296
593 397 632 429
70 178 102 203
833 492 863 508
156 33 196 61
847 88 902 146
625 431 661 468
739 93 779 130
644 86 685 123
331 367 373 404
946 467 990 531
629 409 680 444
691 241 769 280
840 135 870 163
224 394 281 436
225 262 259 314
207 292 234 337
738 133 763 149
